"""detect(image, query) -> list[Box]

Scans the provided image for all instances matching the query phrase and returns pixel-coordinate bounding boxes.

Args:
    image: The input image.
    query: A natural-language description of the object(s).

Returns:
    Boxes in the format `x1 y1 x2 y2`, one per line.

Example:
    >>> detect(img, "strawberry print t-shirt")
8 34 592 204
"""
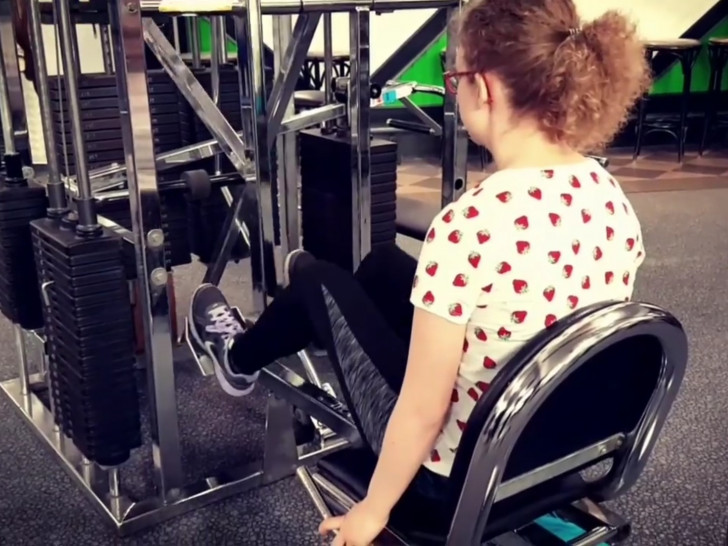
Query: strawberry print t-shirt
410 160 645 477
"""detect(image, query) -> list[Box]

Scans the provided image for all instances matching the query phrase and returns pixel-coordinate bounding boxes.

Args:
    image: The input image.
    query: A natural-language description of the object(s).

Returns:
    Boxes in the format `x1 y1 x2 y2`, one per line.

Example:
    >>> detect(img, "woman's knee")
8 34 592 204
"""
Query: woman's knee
356 244 411 279
292 259 349 289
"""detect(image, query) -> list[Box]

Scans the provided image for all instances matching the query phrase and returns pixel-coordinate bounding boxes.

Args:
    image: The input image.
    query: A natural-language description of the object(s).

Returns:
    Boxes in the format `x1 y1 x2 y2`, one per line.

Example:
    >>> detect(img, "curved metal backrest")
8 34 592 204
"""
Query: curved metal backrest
445 301 688 545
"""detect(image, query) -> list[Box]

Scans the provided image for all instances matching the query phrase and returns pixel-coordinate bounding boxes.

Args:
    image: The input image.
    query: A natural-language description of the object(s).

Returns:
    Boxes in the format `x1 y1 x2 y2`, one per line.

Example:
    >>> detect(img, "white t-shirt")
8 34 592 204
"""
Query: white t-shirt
409 160 645 477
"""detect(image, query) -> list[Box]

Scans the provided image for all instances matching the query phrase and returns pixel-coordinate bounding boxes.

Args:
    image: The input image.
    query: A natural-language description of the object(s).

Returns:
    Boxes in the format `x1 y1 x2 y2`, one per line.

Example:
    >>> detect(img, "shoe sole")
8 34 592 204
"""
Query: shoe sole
283 248 305 287
188 284 256 397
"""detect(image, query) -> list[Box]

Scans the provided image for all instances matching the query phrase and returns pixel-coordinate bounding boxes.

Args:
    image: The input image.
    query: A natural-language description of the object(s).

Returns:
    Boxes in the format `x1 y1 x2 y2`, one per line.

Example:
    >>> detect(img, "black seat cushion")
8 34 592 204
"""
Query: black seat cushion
318 448 593 544
396 196 439 241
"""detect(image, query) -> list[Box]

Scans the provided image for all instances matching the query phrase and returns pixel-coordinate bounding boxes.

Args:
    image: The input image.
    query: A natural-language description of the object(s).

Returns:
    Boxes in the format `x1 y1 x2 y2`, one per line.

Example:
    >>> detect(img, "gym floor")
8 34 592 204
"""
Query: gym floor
1 145 728 545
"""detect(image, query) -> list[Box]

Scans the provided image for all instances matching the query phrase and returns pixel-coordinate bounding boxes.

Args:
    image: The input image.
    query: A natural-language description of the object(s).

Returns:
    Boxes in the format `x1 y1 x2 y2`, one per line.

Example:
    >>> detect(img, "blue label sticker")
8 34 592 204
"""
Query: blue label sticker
383 90 397 104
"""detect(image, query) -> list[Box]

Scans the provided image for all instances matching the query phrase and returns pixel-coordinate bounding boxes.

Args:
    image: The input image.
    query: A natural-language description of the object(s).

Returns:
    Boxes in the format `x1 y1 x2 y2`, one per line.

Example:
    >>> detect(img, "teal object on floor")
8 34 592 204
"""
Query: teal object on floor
534 514 609 545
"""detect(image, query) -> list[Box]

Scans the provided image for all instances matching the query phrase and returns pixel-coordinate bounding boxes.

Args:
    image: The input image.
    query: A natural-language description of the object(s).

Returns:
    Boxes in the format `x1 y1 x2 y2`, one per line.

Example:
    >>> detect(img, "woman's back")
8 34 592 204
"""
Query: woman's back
410 160 644 474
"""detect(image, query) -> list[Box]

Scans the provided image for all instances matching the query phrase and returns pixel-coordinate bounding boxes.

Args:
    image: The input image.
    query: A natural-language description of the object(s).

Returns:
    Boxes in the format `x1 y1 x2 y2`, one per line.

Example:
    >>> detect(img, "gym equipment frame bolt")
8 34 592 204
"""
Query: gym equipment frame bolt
127 3 139 13
146 229 165 248
150 268 168 288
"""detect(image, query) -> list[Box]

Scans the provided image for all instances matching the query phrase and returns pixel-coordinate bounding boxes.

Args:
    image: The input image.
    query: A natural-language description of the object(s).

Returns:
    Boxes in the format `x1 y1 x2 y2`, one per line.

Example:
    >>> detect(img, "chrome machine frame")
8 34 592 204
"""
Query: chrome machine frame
0 0 462 536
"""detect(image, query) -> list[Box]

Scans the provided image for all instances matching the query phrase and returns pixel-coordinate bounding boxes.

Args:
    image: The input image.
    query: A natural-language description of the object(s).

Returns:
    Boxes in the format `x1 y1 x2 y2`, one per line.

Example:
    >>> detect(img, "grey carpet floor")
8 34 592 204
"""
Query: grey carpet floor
0 187 727 545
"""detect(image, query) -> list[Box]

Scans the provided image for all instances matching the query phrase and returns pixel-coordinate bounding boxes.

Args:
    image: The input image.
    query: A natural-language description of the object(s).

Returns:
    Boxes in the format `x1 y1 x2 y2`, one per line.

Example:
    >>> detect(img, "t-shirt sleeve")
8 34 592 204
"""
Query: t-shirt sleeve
410 199 494 324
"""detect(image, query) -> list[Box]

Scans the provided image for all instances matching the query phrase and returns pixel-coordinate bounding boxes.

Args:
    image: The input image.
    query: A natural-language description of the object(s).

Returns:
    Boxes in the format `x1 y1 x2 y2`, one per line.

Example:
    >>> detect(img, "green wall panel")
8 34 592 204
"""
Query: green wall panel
390 35 448 107
198 19 237 54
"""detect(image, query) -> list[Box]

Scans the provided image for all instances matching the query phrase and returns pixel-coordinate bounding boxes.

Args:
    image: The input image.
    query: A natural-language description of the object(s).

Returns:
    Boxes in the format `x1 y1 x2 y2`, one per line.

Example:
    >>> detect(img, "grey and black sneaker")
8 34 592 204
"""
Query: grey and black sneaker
283 249 316 287
188 284 259 397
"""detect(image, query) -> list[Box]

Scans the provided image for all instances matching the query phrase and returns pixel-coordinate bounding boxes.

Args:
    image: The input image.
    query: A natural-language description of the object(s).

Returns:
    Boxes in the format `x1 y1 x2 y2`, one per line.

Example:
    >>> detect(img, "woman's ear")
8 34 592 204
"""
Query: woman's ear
474 73 492 106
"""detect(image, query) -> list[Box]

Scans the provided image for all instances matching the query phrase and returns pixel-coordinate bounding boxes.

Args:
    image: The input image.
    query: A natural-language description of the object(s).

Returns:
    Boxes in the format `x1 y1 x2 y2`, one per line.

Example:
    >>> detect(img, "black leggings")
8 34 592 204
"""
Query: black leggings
229 244 449 499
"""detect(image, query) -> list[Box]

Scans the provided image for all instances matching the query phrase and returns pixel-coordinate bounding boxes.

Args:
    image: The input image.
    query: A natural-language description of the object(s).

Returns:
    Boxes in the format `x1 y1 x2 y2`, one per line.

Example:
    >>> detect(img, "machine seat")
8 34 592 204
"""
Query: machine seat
319 448 592 544
313 301 688 545
396 196 439 241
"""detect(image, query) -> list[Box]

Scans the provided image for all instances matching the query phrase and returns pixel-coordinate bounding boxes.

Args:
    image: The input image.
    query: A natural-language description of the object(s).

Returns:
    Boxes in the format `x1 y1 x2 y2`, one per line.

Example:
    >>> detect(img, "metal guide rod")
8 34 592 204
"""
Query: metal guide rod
234 0 277 312
172 16 181 51
187 17 201 68
107 0 184 495
0 2 29 155
272 16 299 257
0 34 16 153
349 8 372 269
142 19 250 174
28 0 67 213
14 325 29 396
203 14 254 287
55 0 99 231
141 0 458 14
266 13 320 146
323 14 333 104
100 25 114 74
233 16 255 150
440 5 466 207
210 15 226 175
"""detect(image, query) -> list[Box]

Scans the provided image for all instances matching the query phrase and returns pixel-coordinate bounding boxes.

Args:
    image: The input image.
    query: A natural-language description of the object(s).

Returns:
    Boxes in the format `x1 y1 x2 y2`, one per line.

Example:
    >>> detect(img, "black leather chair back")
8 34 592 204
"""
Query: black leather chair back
446 301 687 544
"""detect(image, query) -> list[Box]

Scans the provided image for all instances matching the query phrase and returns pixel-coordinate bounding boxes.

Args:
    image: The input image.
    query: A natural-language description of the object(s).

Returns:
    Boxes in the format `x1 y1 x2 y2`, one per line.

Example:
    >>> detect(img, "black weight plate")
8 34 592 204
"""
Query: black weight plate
51 100 179 119
55 139 124 154
48 86 119 100
53 128 121 143
47 71 172 89
299 161 397 183
52 113 181 133
52 117 121 132
57 149 125 165
51 313 133 344
32 225 123 262
50 96 124 111
0 184 48 203
371 190 397 205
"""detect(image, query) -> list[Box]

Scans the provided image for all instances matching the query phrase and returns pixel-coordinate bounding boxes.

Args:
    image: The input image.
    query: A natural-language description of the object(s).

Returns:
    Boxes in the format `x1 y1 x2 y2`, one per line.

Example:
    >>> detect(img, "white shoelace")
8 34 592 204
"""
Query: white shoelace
205 305 245 341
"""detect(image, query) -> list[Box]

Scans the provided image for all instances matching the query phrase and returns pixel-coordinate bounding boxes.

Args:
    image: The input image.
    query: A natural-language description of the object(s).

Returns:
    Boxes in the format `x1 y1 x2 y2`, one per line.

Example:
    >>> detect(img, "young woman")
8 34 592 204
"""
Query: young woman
189 0 650 543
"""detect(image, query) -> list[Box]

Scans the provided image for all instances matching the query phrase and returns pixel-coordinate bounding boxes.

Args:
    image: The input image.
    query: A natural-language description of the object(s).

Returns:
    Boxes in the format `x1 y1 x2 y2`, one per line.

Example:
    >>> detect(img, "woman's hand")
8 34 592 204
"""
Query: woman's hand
318 499 389 546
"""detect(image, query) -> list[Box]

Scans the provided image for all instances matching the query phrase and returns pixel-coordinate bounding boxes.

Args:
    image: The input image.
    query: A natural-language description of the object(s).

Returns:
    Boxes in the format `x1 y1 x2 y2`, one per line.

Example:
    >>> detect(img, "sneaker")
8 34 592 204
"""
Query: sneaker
188 283 259 396
283 249 316 287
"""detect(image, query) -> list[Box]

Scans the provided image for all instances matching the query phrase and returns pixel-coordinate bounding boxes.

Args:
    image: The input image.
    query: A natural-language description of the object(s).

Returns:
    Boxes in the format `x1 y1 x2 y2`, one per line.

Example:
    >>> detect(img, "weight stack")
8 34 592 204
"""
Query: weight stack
299 130 398 271
0 172 48 329
31 216 141 466
96 189 192 269
49 71 184 178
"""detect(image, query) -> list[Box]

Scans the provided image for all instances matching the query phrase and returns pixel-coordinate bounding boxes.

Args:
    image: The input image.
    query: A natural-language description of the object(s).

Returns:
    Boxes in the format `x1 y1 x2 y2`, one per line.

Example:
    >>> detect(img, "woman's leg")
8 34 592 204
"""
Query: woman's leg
353 244 418 343
188 255 409 434
188 254 447 498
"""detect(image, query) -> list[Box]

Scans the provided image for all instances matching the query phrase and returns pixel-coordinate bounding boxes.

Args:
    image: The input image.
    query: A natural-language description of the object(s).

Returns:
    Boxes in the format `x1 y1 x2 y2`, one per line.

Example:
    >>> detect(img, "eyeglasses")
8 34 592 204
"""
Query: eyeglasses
443 70 476 94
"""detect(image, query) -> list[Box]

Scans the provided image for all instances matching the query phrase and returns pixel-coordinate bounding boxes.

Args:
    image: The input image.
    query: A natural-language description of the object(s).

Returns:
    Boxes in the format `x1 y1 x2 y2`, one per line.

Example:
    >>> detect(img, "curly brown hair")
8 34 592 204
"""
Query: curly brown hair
456 0 652 152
